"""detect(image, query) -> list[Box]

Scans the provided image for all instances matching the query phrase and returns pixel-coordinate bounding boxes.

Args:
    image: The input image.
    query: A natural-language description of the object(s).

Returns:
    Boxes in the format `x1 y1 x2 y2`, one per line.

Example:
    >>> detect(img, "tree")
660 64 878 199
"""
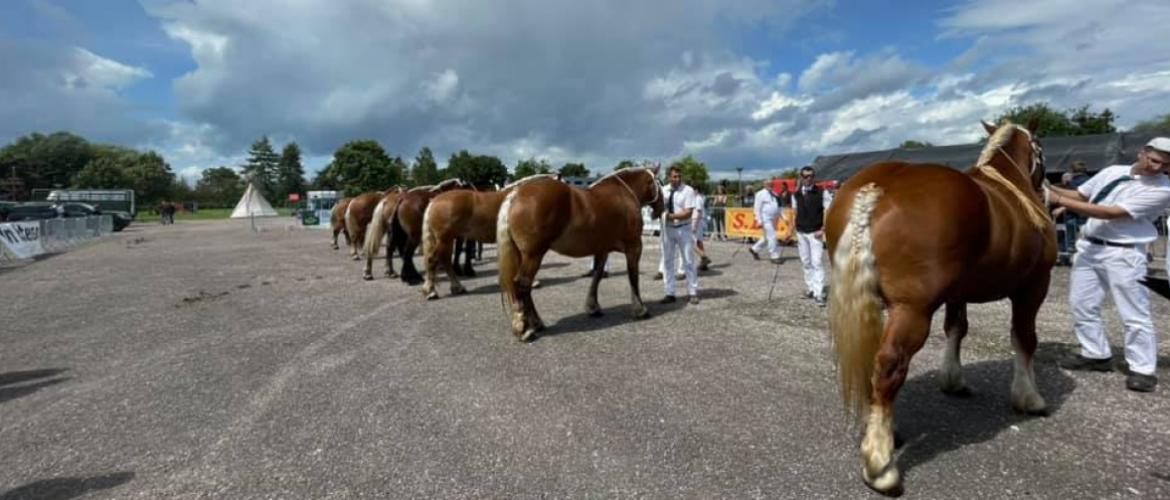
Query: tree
329 140 401 196
410 147 440 186
196 167 245 207
123 151 175 204
73 156 128 189
445 150 509 187
613 159 637 171
241 136 280 200
559 162 590 178
899 140 933 149
513 157 552 180
275 142 307 205
673 155 709 189
992 103 1116 137
0 131 94 197
1131 114 1170 134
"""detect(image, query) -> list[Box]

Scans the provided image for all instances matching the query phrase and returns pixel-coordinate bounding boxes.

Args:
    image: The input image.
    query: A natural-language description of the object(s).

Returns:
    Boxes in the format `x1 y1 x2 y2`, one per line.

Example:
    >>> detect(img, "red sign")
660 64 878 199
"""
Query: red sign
288 193 301 202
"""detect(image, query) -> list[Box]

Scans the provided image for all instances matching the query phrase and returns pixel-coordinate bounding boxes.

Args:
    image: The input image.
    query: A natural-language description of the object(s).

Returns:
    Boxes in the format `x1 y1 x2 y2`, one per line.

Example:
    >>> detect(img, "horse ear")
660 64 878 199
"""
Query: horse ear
981 120 997 135
652 162 661 175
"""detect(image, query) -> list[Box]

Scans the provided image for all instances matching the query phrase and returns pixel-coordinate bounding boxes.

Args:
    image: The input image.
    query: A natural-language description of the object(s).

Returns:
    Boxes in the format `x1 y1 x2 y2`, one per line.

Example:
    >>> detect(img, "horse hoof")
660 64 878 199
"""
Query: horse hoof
332 245 339 250
520 329 538 342
1012 395 1049 416
386 271 398 278
425 291 439 301
532 280 542 289
862 464 903 497
351 255 360 261
633 307 651 320
362 274 373 281
451 287 467 295
464 269 477 277
587 308 604 318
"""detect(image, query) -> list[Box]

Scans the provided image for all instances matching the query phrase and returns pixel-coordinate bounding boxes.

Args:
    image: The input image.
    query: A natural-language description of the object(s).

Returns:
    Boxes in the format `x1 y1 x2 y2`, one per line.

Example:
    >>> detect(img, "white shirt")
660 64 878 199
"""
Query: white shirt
662 183 697 228
754 188 781 220
1077 165 1170 244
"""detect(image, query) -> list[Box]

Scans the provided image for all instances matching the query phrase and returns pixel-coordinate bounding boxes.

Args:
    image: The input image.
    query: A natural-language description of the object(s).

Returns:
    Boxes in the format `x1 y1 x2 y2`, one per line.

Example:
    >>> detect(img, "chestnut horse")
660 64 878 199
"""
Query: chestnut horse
496 166 663 342
361 187 409 280
343 192 384 261
824 120 1053 495
330 197 352 250
374 179 469 285
420 174 559 299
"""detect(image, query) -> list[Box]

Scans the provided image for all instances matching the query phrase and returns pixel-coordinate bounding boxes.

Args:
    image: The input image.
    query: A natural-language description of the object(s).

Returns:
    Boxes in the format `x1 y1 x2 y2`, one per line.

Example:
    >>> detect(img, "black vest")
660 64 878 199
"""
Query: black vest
794 188 825 233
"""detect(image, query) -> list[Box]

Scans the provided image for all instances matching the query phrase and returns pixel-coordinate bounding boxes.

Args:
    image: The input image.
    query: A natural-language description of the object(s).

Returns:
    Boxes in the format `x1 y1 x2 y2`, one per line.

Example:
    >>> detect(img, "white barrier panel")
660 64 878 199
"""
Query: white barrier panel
0 221 46 259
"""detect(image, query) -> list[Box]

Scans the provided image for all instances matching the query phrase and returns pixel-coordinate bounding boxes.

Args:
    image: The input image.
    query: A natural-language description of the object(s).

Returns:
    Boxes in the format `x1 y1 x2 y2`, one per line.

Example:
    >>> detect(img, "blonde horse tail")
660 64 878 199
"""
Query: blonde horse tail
496 190 520 314
364 200 388 260
829 182 885 423
421 202 438 273
344 203 361 256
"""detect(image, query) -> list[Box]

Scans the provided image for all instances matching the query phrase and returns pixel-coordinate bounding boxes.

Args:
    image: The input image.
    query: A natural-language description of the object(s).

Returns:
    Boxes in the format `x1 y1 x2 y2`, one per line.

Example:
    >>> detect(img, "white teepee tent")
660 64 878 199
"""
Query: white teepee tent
230 183 279 218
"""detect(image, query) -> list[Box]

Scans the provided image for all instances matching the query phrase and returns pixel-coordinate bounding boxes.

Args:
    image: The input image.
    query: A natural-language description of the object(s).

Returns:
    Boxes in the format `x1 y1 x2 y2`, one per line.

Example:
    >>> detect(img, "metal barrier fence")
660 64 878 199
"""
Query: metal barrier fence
0 215 114 264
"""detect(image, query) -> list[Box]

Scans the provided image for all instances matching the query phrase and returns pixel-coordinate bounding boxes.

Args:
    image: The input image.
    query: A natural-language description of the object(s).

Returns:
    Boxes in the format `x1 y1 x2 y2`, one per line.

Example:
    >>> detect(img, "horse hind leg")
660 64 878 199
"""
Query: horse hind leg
861 306 931 496
938 302 971 395
517 253 547 341
1010 289 1049 415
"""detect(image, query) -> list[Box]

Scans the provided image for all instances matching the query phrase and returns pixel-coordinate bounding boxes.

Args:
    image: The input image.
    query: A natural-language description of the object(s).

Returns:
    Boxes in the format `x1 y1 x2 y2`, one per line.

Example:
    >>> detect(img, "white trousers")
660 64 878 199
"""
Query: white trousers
662 224 698 296
1069 239 1157 375
797 231 826 299
752 213 780 258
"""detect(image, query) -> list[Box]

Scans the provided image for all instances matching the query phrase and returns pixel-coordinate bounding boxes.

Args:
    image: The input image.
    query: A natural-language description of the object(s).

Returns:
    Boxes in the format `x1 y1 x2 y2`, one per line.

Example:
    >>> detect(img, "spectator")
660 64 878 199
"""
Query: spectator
1049 137 1170 393
711 183 729 240
749 179 785 263
792 166 833 307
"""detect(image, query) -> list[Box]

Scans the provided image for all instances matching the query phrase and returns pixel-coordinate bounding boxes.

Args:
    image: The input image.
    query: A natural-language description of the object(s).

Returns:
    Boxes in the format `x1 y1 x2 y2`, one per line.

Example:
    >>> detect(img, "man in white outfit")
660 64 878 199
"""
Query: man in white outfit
660 165 700 305
1048 137 1170 392
749 179 784 263
791 167 833 307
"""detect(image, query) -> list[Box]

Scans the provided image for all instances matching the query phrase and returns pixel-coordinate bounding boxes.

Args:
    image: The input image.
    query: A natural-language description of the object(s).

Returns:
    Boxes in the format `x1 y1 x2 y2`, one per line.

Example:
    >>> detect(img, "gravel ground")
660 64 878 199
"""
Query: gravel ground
1 219 1168 499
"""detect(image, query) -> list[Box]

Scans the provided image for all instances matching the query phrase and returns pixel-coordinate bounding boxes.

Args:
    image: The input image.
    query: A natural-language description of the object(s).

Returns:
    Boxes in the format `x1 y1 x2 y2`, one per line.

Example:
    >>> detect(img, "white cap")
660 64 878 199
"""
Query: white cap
1147 137 1170 154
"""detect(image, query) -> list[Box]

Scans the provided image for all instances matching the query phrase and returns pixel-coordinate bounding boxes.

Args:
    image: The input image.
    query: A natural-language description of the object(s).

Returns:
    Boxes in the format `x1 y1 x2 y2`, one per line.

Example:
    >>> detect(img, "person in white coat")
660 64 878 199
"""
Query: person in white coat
1048 137 1170 393
660 165 700 305
749 179 785 263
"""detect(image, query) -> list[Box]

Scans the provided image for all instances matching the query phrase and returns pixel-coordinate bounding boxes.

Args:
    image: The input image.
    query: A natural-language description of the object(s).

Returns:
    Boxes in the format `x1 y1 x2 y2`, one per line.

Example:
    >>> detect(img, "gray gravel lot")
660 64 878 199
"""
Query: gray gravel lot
1 219 1169 499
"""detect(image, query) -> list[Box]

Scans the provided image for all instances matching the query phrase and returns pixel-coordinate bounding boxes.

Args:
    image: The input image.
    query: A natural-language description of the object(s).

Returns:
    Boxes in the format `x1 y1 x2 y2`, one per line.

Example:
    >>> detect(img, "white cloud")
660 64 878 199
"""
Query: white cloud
68 48 153 90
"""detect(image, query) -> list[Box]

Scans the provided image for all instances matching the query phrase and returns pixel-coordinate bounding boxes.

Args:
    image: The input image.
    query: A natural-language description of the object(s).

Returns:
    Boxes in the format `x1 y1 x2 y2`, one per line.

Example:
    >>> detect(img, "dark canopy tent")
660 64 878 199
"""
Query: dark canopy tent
811 131 1162 183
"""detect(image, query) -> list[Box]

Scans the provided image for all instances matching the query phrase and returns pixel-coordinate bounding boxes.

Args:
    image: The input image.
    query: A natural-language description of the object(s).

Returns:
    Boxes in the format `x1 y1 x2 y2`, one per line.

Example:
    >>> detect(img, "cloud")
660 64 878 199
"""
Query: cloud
0 38 155 146
142 0 829 173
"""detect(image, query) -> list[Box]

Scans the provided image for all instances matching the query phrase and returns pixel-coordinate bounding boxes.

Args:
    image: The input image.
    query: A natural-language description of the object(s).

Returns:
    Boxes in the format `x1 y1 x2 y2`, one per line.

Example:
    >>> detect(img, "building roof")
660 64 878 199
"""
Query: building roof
810 131 1162 181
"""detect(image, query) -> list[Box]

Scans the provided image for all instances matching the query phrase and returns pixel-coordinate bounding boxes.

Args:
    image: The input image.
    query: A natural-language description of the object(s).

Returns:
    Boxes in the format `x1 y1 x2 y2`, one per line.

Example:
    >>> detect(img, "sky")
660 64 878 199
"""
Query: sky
2 0 1168 184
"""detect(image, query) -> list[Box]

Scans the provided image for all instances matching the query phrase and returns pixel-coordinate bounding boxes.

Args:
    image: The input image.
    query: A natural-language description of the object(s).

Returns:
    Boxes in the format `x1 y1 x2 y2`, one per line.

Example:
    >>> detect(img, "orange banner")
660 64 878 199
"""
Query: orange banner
724 207 795 241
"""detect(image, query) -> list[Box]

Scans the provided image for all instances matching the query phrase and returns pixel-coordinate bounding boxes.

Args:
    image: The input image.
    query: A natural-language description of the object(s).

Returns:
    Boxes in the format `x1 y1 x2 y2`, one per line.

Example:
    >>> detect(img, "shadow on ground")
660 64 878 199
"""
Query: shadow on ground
0 471 134 500
0 369 70 404
892 358 1076 480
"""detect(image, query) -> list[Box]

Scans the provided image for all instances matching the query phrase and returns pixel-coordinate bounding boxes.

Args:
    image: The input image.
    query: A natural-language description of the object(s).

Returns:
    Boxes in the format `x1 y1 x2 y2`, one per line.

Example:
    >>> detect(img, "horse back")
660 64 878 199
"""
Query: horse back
831 161 1041 304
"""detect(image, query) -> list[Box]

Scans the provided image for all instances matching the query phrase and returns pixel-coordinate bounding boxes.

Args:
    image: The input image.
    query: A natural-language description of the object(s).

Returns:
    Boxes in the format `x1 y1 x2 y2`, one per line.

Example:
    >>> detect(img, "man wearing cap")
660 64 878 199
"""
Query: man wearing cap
749 178 785 264
660 164 700 305
792 166 833 307
1048 137 1170 392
